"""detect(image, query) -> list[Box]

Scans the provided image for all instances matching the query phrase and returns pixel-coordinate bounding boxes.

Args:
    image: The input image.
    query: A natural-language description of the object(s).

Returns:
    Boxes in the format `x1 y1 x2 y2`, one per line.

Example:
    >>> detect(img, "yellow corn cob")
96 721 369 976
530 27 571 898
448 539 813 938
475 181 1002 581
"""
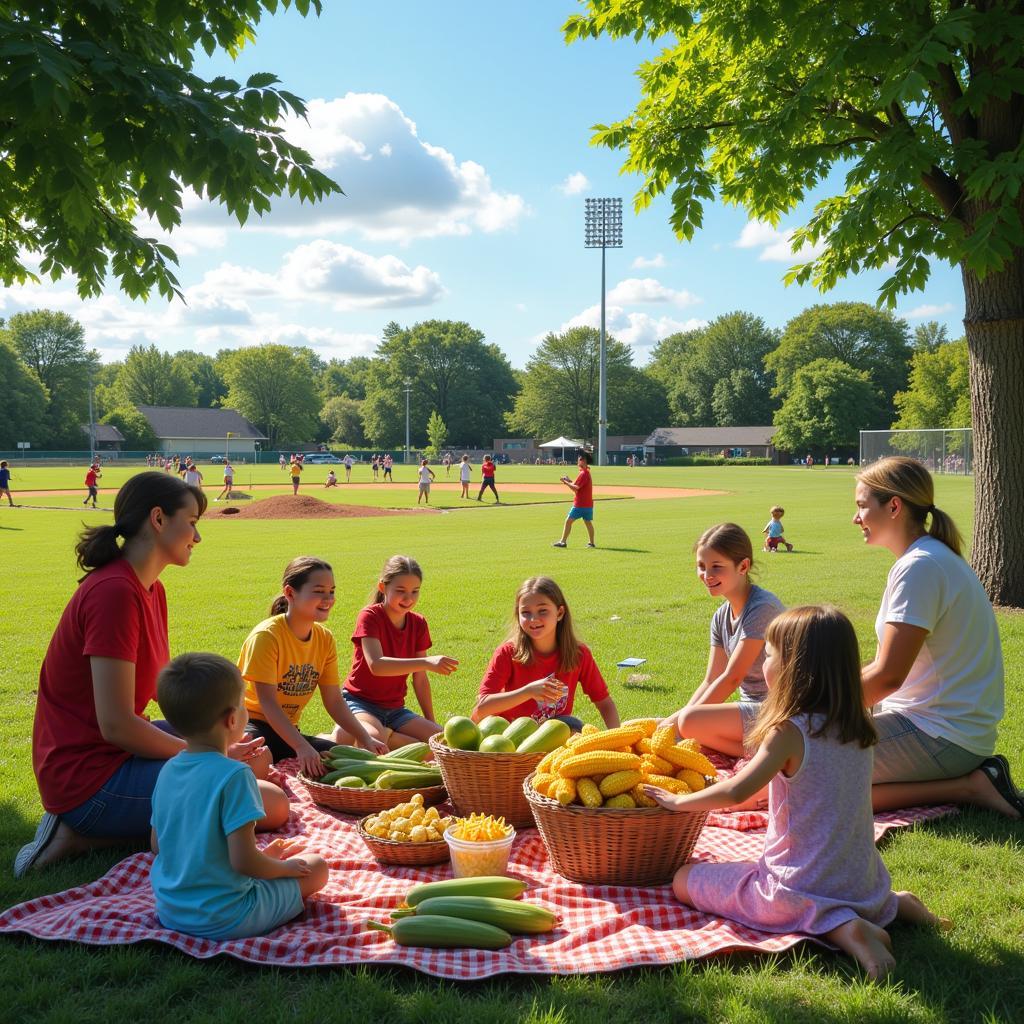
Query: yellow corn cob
651 724 678 755
605 793 636 809
677 737 700 753
640 753 674 776
621 718 659 738
565 725 647 755
599 770 643 798
581 723 600 735
645 773 692 794
550 746 576 773
531 772 557 796
660 745 716 776
677 768 706 791
565 733 588 748
552 777 577 805
535 749 560 774
576 777 603 808
557 750 642 779
630 784 658 807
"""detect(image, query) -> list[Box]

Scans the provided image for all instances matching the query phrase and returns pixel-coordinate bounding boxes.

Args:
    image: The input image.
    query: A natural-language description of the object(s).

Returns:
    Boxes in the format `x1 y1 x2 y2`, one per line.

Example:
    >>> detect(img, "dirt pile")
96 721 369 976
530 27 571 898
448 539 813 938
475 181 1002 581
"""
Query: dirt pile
208 495 437 520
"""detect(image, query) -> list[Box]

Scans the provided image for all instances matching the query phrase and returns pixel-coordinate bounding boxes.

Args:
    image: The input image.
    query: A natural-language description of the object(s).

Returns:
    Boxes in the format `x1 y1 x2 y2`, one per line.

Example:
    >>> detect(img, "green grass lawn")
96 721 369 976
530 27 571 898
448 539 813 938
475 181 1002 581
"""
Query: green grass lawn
2 466 1021 1022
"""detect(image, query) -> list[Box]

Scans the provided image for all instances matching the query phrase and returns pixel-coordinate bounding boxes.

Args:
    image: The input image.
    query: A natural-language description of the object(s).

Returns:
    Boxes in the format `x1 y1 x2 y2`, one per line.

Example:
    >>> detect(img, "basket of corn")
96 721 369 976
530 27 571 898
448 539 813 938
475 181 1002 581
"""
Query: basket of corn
357 795 455 866
428 718 570 829
298 742 446 815
523 720 715 886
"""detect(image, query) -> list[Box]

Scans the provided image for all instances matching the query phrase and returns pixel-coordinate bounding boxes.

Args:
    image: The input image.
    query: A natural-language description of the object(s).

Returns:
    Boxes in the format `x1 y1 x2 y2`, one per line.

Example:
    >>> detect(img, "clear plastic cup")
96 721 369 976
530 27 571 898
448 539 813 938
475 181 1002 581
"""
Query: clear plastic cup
443 825 516 878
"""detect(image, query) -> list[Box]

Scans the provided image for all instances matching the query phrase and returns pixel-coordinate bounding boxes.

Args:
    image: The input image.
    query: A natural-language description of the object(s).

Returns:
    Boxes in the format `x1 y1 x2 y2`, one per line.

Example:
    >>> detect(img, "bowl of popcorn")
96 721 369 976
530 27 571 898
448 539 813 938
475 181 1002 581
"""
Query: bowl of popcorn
443 813 516 878
358 793 455 866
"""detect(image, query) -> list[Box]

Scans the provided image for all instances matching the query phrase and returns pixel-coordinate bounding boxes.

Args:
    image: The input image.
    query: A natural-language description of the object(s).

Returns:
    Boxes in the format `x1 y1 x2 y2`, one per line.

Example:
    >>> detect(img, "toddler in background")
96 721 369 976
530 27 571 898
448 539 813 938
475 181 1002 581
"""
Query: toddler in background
150 652 328 941
762 506 794 552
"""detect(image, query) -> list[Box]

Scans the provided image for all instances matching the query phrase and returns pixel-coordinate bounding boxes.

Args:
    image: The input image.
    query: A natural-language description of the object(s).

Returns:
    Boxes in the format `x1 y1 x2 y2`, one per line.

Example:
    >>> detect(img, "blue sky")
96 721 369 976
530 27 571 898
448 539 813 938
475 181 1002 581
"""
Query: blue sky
1 0 965 366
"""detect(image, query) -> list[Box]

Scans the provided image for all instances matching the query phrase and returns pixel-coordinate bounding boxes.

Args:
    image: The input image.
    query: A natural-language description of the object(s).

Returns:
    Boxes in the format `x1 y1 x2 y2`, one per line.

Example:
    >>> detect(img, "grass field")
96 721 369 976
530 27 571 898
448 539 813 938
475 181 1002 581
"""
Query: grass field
2 465 1022 1023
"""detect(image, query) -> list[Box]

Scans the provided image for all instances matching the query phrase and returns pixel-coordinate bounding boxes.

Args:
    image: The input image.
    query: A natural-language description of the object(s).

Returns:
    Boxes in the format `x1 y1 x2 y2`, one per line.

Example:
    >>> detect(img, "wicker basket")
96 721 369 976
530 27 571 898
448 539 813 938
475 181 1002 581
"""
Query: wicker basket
297 773 446 815
523 772 708 886
428 734 544 829
356 815 451 867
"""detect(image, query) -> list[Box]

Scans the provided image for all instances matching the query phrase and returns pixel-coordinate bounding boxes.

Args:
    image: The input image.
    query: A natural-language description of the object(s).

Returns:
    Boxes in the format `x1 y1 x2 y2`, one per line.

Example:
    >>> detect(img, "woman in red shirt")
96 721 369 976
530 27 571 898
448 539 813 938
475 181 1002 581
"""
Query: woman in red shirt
472 576 620 732
17 472 285 878
476 456 499 503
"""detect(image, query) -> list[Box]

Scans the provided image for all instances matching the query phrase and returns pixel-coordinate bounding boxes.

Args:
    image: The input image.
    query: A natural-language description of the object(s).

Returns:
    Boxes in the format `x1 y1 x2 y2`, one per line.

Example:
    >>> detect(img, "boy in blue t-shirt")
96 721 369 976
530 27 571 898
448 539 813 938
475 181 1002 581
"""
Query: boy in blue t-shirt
0 461 12 506
151 653 328 940
762 505 794 552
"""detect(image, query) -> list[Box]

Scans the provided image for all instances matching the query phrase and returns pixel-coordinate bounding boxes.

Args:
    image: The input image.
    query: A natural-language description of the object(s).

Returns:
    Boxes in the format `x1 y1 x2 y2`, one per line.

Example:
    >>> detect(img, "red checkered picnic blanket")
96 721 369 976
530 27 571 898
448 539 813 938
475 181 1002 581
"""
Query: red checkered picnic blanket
0 763 954 979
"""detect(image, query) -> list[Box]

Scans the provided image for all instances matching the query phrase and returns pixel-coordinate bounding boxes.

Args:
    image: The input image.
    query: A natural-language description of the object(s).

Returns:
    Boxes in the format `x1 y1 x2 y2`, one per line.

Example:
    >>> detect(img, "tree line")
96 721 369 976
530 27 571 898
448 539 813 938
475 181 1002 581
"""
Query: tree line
0 305 967 452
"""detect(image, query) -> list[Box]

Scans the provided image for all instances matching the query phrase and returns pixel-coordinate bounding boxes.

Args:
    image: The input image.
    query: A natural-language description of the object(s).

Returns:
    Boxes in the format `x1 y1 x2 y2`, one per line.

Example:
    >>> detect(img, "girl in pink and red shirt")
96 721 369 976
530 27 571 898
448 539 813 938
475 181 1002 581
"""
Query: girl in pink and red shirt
333 555 459 750
472 576 620 732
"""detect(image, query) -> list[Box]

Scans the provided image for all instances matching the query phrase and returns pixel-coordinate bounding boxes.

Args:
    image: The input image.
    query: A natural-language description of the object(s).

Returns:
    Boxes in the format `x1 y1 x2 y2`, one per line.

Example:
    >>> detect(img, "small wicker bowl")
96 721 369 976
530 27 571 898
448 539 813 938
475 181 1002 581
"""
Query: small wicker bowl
357 814 450 867
428 734 544 829
297 773 446 815
523 772 708 886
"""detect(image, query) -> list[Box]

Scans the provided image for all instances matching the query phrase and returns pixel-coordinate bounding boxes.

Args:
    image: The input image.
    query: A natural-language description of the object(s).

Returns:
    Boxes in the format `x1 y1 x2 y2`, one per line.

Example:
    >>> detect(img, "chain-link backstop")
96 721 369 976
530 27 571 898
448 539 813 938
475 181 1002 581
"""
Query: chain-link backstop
859 428 973 475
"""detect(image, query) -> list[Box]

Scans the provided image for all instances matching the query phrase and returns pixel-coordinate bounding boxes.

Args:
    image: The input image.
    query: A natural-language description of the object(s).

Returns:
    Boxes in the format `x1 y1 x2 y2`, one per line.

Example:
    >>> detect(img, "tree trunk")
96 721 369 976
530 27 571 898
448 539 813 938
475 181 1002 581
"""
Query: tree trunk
961 251 1024 607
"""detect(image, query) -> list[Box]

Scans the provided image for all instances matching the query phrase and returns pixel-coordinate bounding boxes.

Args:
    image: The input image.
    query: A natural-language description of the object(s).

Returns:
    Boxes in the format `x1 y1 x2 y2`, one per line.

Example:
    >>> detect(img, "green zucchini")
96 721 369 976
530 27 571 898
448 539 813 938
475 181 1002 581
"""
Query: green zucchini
410 896 556 934
405 876 527 907
373 769 443 790
368 916 512 949
385 741 430 763
317 769 345 785
502 716 540 747
333 776 367 788
516 718 571 754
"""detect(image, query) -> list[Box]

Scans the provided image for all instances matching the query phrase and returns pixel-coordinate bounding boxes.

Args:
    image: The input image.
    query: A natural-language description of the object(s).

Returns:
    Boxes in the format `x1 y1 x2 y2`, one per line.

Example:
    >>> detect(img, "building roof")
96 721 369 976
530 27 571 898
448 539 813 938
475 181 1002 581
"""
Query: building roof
136 406 266 441
644 426 777 446
81 423 125 443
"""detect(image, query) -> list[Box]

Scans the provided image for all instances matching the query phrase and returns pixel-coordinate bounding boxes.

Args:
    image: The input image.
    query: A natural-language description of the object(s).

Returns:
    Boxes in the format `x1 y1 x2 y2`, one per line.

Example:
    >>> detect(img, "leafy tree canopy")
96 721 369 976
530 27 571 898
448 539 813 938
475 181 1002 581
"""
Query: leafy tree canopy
0 336 48 447
0 0 340 301
893 337 971 429
507 326 668 441
768 303 911 423
221 343 319 449
424 410 448 460
321 356 373 402
772 357 882 453
100 406 158 450
170 351 227 407
2 309 100 446
115 344 196 408
321 394 367 447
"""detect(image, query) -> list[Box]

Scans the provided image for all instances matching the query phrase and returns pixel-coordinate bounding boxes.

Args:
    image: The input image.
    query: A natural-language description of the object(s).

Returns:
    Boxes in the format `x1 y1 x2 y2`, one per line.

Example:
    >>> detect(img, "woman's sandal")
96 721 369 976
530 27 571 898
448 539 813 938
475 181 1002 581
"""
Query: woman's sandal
979 754 1024 818
13 812 60 879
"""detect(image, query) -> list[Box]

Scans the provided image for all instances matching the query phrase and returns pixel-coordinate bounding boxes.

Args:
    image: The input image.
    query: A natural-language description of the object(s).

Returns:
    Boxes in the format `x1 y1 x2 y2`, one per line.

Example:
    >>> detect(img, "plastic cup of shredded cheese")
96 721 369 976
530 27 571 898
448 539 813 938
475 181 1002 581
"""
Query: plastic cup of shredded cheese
444 825 516 878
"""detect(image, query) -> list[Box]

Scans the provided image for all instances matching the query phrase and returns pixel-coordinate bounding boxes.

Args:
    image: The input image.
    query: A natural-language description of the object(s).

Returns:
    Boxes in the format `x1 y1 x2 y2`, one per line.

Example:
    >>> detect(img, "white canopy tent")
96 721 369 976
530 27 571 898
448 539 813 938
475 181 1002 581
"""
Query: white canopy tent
540 436 586 462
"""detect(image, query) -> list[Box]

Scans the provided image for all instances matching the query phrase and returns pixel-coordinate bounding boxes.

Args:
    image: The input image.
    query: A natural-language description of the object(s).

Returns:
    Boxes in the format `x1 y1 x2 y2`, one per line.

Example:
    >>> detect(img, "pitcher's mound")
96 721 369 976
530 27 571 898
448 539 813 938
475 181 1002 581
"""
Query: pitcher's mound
209 495 437 520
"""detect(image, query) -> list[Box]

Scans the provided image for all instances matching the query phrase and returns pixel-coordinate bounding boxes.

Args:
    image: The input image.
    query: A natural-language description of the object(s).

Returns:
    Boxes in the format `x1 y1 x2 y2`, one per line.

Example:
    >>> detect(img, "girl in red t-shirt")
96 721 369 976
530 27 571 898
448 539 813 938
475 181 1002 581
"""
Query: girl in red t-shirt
333 555 460 750
472 576 621 732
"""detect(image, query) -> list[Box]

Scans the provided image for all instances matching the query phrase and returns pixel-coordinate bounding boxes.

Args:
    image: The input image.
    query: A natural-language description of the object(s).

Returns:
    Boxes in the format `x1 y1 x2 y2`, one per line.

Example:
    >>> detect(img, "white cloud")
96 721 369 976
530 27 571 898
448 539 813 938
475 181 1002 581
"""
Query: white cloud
735 219 826 262
607 277 700 307
631 253 666 269
558 172 590 196
178 94 527 244
560 303 706 361
903 302 956 320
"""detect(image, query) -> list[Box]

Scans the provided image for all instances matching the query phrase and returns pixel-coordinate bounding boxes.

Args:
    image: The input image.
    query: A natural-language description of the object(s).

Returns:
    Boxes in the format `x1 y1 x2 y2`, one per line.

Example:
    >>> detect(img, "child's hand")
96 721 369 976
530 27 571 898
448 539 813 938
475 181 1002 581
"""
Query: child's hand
263 837 306 861
642 785 690 811
527 674 567 703
362 736 390 757
297 742 326 778
226 735 267 764
425 655 459 675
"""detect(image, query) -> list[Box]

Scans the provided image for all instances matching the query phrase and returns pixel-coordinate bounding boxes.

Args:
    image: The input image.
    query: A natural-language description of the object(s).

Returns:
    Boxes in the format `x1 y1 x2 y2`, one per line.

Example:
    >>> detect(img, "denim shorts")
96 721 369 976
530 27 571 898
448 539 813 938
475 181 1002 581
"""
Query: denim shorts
60 721 178 839
343 692 420 731
567 506 594 521
871 710 985 783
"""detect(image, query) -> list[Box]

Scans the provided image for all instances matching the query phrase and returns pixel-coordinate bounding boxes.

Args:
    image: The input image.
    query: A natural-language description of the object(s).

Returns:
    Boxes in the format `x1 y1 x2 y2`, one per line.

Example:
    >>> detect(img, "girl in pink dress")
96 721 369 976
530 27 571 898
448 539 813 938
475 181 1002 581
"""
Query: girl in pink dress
646 605 950 979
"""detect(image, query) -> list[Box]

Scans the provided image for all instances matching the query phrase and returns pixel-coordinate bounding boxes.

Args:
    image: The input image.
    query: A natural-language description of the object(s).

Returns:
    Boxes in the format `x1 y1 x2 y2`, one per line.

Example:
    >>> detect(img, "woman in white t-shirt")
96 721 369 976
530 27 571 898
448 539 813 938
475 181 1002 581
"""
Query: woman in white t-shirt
854 457 1020 818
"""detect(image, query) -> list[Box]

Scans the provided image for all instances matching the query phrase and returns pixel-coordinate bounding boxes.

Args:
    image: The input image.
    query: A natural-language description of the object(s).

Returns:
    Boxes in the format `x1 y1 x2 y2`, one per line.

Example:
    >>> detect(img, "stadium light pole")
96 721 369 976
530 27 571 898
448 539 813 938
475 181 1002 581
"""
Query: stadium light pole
403 378 413 464
584 197 623 466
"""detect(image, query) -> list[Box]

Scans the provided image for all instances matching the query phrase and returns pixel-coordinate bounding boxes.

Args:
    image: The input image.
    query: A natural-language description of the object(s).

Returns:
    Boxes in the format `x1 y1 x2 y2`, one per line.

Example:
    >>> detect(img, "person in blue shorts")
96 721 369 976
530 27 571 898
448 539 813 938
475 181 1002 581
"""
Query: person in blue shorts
0 461 13 506
150 652 329 941
553 451 595 548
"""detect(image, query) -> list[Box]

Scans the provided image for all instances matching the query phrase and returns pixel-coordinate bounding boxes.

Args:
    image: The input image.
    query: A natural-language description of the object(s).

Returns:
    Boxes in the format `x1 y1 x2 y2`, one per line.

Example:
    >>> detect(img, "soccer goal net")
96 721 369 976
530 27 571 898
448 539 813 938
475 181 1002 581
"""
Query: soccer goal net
859 428 973 475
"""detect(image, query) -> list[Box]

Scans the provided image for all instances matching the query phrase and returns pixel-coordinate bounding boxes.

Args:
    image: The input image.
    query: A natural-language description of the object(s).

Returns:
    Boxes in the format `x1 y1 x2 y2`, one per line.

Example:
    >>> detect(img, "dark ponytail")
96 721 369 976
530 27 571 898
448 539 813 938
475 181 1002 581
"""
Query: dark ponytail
270 556 333 616
75 472 207 579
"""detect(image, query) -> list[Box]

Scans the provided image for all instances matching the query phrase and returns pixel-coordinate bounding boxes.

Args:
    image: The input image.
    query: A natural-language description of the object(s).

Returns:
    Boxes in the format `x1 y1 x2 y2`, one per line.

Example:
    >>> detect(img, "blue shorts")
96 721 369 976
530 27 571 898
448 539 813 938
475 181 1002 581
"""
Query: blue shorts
200 878 304 942
60 721 178 839
567 506 593 522
343 692 420 731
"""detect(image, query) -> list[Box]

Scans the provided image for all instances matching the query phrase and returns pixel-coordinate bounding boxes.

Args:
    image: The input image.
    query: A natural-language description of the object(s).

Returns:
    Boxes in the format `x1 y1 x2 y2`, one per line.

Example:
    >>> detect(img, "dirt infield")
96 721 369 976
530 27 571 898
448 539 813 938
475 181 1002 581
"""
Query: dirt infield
208 496 440 519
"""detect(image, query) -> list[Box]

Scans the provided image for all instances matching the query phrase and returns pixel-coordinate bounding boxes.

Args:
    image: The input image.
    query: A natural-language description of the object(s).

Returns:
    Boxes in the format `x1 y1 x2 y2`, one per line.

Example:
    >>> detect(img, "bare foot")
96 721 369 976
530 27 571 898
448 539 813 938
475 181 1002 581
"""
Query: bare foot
32 822 124 872
826 917 895 980
967 767 1022 819
895 891 953 931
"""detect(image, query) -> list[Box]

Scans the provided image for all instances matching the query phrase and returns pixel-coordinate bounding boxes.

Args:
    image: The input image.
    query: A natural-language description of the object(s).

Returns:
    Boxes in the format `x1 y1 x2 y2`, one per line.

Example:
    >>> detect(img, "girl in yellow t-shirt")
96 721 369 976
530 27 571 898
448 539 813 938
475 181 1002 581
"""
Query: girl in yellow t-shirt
238 557 388 777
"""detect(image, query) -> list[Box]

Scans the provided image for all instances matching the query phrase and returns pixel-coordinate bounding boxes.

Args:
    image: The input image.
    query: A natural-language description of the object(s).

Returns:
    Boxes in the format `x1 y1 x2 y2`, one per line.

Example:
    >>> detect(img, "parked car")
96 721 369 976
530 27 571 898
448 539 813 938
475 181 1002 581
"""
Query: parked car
303 453 343 464
209 454 228 463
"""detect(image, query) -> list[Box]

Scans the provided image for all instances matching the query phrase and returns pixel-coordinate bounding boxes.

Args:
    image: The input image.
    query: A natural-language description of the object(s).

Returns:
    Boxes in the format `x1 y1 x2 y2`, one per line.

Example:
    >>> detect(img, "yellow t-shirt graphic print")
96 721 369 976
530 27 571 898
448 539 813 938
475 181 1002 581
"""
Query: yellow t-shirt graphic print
238 614 340 726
